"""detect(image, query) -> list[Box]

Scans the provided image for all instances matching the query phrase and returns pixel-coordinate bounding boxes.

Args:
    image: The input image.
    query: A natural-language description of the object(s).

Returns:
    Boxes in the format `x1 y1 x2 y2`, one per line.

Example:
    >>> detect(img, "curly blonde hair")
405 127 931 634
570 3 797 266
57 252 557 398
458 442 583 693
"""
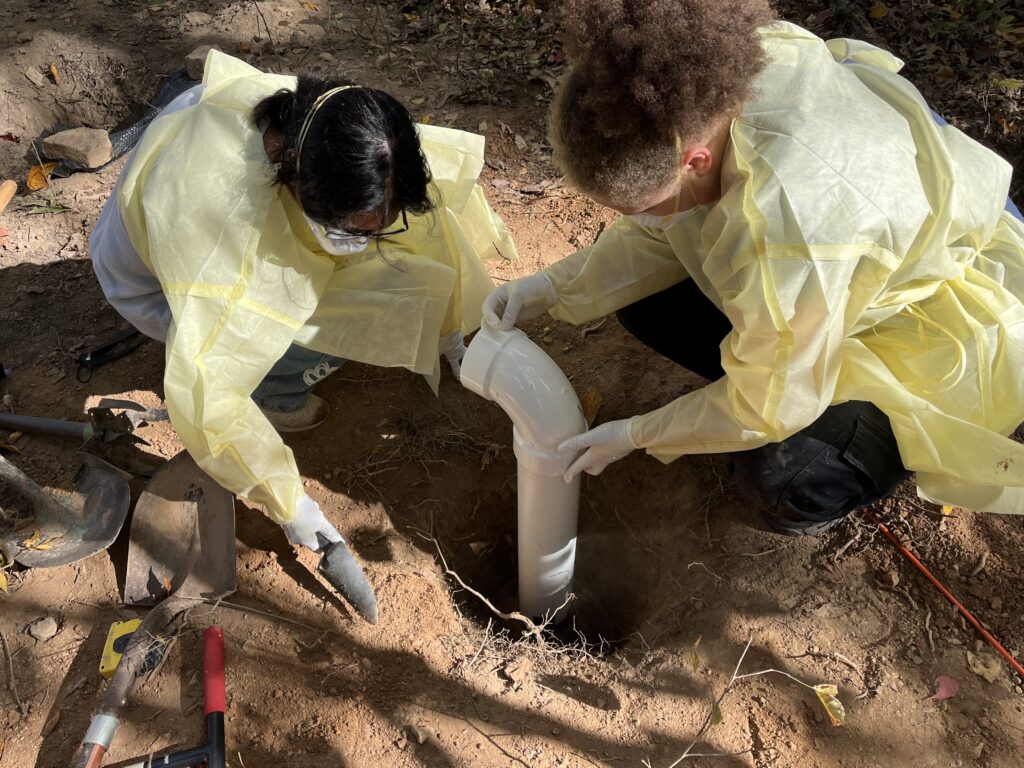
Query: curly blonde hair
549 0 776 206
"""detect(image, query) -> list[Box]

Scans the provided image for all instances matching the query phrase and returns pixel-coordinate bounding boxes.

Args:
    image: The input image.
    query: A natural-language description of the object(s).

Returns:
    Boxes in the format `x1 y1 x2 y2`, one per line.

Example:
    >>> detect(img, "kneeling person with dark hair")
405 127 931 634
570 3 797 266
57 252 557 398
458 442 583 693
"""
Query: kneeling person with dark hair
90 51 515 551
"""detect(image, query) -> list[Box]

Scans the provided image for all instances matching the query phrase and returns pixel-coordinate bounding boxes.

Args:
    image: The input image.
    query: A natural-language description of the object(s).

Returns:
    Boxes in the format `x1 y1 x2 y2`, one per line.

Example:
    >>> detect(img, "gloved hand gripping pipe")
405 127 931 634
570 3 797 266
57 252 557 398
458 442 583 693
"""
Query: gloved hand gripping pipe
460 326 587 620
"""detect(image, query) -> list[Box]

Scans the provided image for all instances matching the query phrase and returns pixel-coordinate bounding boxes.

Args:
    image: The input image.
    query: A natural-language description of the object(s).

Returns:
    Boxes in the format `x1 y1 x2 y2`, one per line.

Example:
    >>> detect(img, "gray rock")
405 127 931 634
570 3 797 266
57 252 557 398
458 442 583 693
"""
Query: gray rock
24 67 47 88
27 616 59 642
185 44 220 80
42 127 113 169
184 11 212 26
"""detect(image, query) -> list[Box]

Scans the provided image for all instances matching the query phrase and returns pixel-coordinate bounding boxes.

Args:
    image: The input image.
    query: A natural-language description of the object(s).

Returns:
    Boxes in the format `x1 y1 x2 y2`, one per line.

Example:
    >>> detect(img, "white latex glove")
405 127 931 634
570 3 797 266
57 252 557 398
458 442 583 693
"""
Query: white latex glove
482 273 558 331
438 331 466 378
557 418 639 483
283 495 344 551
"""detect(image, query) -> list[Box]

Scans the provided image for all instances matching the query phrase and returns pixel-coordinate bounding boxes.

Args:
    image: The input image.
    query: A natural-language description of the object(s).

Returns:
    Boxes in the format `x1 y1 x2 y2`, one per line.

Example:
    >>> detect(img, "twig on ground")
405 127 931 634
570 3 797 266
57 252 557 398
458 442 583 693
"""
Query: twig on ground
968 550 990 578
1 627 25 715
645 637 755 768
172 596 326 632
432 537 571 643
924 609 936 653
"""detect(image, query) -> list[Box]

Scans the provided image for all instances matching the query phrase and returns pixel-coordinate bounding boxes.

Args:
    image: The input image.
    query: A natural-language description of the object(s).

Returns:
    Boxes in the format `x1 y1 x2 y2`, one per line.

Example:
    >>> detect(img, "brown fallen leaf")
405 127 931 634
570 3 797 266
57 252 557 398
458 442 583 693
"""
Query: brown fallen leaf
580 388 604 426
27 162 57 192
48 63 61 84
0 567 8 594
869 3 888 19
0 441 21 454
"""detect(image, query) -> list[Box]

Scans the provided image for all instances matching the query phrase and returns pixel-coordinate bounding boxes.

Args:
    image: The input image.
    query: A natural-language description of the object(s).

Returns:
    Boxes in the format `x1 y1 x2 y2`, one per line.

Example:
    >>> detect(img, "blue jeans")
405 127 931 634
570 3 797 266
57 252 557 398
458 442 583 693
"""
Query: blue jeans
252 345 345 412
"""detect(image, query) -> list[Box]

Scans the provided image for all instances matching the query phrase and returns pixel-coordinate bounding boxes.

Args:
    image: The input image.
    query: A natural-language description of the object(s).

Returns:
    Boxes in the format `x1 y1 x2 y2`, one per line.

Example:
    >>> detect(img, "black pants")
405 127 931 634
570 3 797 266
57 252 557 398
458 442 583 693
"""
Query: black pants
617 280 910 536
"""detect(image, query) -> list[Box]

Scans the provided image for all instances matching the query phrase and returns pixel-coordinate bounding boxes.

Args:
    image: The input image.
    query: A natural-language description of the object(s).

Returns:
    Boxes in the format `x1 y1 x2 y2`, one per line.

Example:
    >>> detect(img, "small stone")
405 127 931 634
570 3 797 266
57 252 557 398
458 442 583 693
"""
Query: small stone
294 22 326 45
17 31 32 44
24 67 47 88
324 471 333 480
395 736 408 750
318 52 335 62
185 44 220 80
878 569 900 588
360 656 372 669
991 597 1003 611
272 688 283 699
1016 685 1023 695
409 724 432 744
42 128 113 168
27 616 59 642
973 639 984 653
542 335 553 345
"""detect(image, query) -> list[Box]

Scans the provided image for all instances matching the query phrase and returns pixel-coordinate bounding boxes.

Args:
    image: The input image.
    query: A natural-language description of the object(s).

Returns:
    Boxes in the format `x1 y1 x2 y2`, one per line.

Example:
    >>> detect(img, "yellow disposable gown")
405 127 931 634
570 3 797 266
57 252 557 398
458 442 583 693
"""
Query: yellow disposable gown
117 51 516 524
544 22 1024 515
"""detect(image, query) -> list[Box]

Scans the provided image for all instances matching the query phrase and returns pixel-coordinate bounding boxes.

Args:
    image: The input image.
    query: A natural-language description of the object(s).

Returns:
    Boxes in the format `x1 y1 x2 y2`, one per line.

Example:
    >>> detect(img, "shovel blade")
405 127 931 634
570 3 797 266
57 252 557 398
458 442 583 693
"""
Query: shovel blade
10 456 130 569
124 452 236 605
317 540 378 624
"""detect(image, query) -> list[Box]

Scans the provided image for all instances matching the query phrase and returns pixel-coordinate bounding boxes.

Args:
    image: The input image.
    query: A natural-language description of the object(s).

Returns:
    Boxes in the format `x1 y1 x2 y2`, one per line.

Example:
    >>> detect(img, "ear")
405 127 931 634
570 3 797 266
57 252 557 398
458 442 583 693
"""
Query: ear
682 145 714 177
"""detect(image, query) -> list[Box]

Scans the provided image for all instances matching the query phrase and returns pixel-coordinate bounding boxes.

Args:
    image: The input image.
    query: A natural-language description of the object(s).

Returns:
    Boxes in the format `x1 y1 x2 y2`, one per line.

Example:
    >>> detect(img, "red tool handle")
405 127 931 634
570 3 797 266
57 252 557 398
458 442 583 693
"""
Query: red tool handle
203 626 227 716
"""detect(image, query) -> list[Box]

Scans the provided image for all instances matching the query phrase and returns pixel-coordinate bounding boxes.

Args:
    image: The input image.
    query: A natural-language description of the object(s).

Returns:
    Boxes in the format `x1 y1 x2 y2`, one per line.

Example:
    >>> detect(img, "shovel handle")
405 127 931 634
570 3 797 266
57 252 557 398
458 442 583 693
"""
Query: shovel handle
0 412 87 439
204 626 226 716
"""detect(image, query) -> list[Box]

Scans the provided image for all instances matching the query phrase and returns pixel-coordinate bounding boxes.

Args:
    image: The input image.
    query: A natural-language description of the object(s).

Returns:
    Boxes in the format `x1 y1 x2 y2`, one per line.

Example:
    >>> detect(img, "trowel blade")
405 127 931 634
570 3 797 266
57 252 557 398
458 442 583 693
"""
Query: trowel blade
317 538 378 624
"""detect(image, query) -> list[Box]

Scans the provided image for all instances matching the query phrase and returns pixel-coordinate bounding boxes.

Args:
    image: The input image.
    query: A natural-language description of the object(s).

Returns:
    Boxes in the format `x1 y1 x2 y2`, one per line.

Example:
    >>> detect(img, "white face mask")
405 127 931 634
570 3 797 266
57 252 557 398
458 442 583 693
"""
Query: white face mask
306 217 370 256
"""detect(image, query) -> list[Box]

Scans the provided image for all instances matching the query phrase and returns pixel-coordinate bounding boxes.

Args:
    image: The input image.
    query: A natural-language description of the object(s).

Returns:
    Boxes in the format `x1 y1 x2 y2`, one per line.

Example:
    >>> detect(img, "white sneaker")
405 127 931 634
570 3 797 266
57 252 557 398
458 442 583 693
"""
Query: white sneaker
261 395 331 433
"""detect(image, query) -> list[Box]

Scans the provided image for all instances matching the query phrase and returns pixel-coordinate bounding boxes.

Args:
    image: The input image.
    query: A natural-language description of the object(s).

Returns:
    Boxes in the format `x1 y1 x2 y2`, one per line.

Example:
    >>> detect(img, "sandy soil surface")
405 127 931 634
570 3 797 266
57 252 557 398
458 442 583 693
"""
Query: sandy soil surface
1 2 1023 767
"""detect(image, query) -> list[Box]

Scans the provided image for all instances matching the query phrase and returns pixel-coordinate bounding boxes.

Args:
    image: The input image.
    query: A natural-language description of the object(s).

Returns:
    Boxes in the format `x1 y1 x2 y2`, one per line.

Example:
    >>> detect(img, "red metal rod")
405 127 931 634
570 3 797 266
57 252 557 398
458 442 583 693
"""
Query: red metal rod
868 511 1024 679
204 626 227 716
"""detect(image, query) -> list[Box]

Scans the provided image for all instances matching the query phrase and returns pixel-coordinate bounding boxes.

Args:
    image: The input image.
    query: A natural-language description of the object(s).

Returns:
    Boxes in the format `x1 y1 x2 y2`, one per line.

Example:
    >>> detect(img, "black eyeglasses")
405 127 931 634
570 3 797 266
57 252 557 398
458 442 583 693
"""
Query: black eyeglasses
324 209 409 241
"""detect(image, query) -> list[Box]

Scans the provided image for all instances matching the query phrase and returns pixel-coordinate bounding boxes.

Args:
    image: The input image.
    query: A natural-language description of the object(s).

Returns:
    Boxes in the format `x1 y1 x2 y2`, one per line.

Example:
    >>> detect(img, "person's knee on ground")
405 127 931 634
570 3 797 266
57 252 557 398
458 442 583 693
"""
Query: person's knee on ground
730 402 910 536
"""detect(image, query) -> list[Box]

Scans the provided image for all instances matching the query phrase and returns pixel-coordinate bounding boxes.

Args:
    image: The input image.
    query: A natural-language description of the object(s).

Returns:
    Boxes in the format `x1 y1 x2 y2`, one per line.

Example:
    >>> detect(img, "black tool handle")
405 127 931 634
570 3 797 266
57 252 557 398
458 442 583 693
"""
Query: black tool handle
0 412 87 439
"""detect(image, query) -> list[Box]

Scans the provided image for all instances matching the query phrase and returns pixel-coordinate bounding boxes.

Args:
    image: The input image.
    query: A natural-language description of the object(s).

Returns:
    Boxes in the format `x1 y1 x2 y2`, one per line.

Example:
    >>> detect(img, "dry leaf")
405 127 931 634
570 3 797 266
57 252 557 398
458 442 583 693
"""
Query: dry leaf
49 63 61 84
302 1 319 10
0 568 8 594
710 697 723 726
868 3 888 19
938 65 955 79
411 97 426 105
20 530 58 551
967 650 1001 683
992 78 1024 91
580 388 604 426
0 441 21 454
814 684 846 726
932 675 960 701
27 162 57 191
688 635 702 674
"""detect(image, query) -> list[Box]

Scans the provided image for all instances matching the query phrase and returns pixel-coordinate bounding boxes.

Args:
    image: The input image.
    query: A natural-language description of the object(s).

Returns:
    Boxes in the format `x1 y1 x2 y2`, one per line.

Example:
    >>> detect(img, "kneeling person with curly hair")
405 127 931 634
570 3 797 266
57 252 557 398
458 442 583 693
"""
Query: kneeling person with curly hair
483 0 1024 535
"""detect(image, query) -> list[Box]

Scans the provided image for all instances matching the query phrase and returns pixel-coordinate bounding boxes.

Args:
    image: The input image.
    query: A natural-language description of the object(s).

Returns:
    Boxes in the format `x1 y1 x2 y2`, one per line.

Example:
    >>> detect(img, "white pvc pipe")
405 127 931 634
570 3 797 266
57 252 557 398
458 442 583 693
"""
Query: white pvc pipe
460 325 586 620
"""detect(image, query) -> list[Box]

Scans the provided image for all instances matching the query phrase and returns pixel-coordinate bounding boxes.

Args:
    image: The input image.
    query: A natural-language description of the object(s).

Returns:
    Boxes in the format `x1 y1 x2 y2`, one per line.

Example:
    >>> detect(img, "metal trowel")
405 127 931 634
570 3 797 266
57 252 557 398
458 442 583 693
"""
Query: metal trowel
316 533 378 624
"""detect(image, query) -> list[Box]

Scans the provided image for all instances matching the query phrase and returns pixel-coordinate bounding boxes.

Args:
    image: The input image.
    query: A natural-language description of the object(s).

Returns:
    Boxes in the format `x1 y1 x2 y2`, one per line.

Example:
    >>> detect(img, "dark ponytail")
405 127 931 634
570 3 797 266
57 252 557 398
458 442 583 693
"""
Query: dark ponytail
251 74 434 226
